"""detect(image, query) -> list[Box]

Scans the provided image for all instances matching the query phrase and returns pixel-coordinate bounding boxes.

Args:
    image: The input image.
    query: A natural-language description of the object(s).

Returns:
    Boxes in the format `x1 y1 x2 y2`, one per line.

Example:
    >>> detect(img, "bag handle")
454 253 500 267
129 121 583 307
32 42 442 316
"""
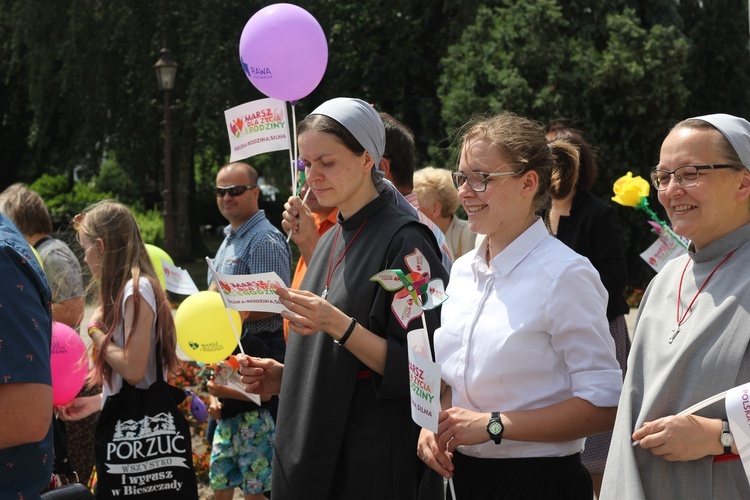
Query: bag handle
52 416 79 484
120 311 165 390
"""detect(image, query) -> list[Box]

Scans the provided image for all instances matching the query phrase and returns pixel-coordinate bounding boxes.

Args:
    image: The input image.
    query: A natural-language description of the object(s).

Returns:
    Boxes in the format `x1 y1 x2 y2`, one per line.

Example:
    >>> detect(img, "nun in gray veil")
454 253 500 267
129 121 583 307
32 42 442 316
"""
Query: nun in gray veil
601 114 750 499
239 97 448 499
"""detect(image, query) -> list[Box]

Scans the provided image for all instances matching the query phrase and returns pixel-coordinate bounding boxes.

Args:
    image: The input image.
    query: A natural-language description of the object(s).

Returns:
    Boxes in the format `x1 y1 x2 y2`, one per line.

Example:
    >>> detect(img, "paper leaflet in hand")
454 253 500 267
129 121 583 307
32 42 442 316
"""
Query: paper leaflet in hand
162 259 200 295
212 355 261 406
407 328 441 433
370 248 448 329
207 258 289 314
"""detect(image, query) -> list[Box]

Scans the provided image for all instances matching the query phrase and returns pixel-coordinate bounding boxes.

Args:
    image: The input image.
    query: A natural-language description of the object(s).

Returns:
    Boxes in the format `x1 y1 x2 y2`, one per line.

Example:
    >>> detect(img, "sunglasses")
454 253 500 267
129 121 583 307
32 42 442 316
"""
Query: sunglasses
72 213 85 231
213 185 257 198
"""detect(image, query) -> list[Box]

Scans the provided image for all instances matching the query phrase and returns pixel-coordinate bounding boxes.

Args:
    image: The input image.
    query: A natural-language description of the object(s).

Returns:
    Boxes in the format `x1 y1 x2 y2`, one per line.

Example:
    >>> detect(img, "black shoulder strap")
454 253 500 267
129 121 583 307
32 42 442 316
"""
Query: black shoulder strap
53 417 76 480
33 236 53 249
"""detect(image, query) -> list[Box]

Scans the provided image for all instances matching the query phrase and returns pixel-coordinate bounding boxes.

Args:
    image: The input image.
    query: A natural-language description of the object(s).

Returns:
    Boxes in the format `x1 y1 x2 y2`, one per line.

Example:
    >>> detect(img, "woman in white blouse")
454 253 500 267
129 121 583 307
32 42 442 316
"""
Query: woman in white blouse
417 112 622 499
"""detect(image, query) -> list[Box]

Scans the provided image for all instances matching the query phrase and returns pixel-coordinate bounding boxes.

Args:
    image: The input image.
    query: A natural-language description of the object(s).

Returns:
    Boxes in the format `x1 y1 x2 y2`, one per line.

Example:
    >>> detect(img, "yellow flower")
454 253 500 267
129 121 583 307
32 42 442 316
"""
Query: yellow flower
612 172 650 207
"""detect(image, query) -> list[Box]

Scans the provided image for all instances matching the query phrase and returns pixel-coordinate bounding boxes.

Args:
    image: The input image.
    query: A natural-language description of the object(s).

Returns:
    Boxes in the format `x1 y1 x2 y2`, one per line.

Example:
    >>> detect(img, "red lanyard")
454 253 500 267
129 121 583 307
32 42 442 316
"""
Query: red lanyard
321 220 367 299
669 249 736 343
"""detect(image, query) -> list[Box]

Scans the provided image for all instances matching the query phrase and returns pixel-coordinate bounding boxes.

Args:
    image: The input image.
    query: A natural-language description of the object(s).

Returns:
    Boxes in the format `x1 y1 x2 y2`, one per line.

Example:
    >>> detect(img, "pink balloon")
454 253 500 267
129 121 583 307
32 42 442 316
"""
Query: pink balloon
51 322 88 406
239 3 328 101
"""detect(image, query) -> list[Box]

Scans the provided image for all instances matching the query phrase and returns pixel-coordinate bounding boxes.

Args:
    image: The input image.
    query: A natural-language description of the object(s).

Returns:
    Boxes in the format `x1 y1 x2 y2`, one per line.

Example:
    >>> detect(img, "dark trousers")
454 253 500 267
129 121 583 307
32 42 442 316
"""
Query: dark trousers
446 451 592 500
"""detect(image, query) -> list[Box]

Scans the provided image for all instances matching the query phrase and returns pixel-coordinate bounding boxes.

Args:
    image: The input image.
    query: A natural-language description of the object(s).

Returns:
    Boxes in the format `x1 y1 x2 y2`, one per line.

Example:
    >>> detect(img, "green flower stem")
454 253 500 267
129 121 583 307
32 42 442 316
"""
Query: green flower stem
636 197 689 250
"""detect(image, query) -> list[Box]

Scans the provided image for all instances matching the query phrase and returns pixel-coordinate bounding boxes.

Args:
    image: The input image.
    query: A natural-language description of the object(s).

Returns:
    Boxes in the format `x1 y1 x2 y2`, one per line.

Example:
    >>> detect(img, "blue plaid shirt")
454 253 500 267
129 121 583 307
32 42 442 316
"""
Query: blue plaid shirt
209 210 292 334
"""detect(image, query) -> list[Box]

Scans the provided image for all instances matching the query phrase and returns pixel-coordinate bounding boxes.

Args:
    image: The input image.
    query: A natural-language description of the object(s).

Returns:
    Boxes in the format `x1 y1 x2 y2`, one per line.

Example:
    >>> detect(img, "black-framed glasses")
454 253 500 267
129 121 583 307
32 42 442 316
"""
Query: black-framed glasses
451 170 518 192
650 165 738 191
213 185 257 197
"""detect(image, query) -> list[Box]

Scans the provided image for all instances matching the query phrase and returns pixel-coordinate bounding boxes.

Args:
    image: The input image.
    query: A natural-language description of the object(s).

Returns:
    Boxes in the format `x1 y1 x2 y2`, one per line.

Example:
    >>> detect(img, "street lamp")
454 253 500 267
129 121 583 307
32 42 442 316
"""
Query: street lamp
153 48 178 258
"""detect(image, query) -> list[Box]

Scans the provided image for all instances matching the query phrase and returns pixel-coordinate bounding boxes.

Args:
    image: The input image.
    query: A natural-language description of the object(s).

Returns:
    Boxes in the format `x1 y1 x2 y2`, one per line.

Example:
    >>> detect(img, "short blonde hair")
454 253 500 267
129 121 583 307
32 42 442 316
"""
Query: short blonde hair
0 183 53 236
413 166 459 218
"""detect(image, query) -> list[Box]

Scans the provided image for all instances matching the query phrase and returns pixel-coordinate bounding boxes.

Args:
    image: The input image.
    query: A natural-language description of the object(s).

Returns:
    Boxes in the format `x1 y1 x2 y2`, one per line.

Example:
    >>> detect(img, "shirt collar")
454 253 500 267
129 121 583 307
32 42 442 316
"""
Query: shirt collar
223 210 266 238
404 192 419 209
472 217 548 277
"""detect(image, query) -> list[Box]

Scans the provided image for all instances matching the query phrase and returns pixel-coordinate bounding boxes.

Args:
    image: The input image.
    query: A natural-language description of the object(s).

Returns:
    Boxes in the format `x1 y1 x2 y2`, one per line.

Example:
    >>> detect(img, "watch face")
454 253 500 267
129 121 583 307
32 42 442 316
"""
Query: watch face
488 421 502 435
721 433 734 447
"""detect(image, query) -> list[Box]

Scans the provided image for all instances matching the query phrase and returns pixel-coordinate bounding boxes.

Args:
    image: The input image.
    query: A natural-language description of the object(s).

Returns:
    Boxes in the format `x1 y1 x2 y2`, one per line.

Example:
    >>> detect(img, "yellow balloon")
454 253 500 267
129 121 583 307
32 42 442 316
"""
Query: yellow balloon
30 246 44 270
175 291 240 363
145 244 174 290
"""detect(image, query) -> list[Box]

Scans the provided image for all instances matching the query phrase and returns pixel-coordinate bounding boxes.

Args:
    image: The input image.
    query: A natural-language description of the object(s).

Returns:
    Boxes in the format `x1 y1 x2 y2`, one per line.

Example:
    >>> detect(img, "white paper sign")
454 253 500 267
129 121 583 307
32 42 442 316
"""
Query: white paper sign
207 258 289 314
214 361 261 406
725 382 750 484
224 98 291 162
407 328 441 433
162 260 199 295
640 231 687 272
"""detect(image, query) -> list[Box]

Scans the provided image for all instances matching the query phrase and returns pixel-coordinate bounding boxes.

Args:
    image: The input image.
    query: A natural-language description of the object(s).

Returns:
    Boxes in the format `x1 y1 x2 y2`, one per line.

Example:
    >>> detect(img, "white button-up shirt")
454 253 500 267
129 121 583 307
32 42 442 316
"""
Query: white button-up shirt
435 218 622 458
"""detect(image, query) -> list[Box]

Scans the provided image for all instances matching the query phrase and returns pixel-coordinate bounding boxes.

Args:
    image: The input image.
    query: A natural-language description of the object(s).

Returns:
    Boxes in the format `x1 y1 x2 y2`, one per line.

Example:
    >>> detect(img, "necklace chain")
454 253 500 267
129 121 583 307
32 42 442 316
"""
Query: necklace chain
322 220 367 299
669 249 736 343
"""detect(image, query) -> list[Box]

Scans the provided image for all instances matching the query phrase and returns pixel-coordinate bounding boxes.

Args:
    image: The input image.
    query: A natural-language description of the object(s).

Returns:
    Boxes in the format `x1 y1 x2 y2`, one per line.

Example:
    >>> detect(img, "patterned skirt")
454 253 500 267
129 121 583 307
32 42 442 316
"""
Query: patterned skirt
581 314 631 474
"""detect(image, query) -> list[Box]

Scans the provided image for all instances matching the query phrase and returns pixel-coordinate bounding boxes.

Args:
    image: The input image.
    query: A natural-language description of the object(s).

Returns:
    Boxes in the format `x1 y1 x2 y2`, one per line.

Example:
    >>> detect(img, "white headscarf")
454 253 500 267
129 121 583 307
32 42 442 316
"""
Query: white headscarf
693 113 750 170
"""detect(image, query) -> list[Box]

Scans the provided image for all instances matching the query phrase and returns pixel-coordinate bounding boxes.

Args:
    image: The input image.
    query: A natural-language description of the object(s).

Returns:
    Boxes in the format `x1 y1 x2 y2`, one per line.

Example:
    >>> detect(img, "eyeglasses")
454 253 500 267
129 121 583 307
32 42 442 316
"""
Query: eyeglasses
650 165 738 191
213 185 257 197
451 170 518 192
72 213 85 231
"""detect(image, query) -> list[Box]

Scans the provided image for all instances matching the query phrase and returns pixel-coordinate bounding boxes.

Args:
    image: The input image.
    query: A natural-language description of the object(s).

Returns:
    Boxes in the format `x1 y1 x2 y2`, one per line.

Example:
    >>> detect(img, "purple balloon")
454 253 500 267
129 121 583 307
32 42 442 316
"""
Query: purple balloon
239 3 328 101
186 390 208 423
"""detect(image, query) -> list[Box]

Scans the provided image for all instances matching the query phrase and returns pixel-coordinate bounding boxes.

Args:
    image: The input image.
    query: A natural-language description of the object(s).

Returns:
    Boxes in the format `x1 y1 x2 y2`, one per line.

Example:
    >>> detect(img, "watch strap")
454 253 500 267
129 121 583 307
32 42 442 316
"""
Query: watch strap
486 411 503 444
722 420 733 454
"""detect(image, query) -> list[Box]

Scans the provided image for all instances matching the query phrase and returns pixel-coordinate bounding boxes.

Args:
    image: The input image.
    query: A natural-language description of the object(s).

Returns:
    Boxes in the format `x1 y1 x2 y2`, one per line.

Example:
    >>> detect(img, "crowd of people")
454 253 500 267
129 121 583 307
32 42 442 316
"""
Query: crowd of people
2 103 750 500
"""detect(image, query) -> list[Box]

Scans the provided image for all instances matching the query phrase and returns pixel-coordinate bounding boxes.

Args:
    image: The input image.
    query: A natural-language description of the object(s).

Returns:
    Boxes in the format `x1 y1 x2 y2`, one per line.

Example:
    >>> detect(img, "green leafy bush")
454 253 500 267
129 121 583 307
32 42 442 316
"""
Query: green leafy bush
132 207 164 247
31 174 113 229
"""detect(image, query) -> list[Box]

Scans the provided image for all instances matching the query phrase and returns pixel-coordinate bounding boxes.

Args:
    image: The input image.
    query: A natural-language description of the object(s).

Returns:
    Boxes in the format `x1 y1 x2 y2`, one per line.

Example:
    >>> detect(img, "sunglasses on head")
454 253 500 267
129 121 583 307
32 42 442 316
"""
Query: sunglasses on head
213 185 257 197
72 213 85 231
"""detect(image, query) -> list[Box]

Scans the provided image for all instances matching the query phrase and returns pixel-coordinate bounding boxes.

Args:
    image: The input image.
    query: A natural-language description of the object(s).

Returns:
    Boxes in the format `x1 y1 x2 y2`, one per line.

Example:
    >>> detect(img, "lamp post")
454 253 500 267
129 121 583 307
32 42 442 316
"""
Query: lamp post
153 48 178 258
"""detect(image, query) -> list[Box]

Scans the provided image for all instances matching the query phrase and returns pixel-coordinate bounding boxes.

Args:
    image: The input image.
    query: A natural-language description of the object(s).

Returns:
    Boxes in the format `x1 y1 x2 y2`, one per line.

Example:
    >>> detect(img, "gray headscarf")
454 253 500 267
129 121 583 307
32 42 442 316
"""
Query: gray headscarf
693 113 750 170
311 97 385 172
310 97 418 218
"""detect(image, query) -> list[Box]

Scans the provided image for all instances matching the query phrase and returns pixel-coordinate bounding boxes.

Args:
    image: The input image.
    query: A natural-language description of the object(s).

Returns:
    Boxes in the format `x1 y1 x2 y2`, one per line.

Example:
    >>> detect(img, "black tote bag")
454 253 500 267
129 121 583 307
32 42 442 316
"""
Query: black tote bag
93 349 198 499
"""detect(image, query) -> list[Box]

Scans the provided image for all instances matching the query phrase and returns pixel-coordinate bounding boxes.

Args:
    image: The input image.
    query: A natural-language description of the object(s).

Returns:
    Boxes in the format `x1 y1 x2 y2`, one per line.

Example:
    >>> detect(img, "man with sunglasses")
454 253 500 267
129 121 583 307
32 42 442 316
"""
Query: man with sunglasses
208 162 291 395
206 162 291 498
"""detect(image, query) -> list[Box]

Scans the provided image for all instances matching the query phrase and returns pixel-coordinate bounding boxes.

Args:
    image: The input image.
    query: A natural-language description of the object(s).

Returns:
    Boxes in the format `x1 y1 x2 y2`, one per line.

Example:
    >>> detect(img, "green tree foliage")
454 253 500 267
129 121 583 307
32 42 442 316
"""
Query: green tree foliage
30 174 113 229
1 0 749 287
678 0 750 119
438 0 691 287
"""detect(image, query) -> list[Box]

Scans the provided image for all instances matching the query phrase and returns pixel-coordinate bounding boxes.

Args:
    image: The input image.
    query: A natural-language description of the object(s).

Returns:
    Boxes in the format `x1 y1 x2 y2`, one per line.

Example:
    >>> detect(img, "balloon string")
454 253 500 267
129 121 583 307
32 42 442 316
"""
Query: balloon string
221 307 245 356
291 102 299 195
285 187 311 243
205 256 246 356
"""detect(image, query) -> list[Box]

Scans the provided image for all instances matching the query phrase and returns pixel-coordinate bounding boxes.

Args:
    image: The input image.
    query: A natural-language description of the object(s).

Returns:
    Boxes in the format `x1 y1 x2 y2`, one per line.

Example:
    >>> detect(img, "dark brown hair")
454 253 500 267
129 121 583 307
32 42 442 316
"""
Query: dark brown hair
546 124 597 197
